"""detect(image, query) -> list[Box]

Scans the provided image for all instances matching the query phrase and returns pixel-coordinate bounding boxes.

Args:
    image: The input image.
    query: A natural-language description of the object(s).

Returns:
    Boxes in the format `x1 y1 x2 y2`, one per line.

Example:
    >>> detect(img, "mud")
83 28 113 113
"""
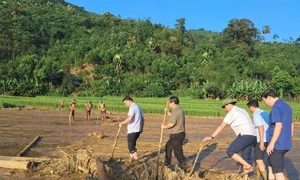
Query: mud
0 108 299 179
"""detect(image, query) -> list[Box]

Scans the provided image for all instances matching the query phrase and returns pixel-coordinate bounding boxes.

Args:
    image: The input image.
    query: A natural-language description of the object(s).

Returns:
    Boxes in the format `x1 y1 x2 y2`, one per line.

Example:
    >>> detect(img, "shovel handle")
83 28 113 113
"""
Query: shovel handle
111 126 122 159
156 101 169 164
189 142 209 176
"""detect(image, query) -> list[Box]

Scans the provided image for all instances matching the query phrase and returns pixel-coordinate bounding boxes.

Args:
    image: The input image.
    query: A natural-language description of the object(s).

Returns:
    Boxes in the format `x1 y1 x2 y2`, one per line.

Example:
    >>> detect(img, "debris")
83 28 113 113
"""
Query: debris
17 136 41 157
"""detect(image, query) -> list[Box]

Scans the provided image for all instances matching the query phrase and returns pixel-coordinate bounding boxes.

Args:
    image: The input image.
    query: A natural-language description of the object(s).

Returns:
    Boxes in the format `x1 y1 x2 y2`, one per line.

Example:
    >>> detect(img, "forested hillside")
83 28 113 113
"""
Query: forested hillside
1 0 300 99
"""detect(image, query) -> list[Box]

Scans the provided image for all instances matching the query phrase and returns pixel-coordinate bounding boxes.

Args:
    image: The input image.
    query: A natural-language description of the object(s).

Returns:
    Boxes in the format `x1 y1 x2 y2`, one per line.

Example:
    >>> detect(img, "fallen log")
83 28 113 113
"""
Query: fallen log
18 136 41 157
0 156 53 162
0 159 33 170
0 156 55 170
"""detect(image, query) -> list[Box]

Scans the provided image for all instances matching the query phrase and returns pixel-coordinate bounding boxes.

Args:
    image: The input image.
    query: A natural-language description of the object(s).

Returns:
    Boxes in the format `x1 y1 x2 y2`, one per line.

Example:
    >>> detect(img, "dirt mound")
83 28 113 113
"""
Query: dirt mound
35 150 243 180
36 150 112 179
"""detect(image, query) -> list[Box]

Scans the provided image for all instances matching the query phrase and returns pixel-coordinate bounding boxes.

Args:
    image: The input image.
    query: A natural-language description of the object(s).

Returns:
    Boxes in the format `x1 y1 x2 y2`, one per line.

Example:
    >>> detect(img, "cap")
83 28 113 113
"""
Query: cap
221 98 237 108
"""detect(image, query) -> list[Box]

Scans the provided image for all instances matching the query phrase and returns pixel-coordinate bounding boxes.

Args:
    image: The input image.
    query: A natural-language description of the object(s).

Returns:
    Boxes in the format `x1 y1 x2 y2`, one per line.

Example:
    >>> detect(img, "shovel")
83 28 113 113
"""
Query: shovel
110 126 122 160
156 102 169 170
189 142 209 176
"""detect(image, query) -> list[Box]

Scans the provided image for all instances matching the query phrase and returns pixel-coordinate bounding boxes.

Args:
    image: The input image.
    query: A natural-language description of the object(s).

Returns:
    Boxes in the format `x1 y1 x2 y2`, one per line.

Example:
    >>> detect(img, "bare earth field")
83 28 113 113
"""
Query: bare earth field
0 108 299 180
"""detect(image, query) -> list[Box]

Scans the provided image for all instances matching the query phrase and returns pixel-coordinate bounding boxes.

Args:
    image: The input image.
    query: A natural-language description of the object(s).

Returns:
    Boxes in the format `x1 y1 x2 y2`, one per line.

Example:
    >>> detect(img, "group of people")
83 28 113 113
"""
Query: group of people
117 95 187 169
202 89 293 180
117 90 293 180
59 99 107 125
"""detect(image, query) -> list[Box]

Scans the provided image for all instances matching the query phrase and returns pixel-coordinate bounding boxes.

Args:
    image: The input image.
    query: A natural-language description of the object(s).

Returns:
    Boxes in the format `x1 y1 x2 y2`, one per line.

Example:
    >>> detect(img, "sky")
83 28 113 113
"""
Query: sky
65 0 299 41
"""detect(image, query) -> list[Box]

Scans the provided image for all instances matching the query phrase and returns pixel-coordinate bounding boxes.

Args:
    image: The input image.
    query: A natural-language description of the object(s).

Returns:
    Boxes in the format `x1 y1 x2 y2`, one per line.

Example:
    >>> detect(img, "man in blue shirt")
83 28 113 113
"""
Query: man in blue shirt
247 99 269 180
261 89 294 180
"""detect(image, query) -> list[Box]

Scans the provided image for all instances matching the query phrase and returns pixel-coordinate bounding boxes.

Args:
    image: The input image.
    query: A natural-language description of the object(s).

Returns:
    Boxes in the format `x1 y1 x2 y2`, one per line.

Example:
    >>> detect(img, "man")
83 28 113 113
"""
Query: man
261 90 294 180
119 96 144 162
69 99 76 125
247 99 269 180
98 100 106 123
203 97 257 176
162 96 187 171
85 101 93 122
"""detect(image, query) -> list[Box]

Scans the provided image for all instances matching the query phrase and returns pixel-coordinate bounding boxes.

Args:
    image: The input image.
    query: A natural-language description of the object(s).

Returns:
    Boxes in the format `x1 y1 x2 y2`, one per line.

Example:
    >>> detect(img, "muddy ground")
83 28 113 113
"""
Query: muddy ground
0 108 299 180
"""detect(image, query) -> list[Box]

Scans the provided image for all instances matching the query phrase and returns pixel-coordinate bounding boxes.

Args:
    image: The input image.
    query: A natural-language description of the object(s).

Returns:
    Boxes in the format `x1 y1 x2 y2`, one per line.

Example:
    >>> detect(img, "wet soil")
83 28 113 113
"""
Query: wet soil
0 108 299 179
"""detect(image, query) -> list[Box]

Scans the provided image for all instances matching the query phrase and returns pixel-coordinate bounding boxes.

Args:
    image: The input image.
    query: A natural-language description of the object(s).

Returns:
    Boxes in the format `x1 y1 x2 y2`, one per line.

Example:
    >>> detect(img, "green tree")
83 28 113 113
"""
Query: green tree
222 18 259 46
270 70 294 98
175 18 186 46
262 25 271 43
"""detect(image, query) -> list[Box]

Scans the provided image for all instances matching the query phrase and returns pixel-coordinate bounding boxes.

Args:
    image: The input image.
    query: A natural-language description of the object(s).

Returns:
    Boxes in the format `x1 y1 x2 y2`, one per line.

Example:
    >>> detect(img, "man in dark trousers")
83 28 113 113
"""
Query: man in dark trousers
162 96 187 171
261 89 294 180
119 96 144 162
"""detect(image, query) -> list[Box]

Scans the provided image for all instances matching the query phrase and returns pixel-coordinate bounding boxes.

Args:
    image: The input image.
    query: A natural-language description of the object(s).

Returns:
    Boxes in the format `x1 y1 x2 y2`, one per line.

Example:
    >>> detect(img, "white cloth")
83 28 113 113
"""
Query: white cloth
223 106 256 136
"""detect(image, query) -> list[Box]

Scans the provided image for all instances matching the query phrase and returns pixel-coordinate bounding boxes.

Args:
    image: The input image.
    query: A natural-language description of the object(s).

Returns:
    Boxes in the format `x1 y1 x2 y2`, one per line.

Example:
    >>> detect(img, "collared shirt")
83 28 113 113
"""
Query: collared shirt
168 105 185 134
224 106 256 136
127 103 144 134
269 99 293 150
253 108 270 142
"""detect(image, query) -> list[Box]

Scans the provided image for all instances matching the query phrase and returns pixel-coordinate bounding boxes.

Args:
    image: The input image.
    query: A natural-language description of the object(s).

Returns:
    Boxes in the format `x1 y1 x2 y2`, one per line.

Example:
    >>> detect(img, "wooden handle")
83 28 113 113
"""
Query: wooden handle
111 126 122 159
156 101 169 165
189 142 209 176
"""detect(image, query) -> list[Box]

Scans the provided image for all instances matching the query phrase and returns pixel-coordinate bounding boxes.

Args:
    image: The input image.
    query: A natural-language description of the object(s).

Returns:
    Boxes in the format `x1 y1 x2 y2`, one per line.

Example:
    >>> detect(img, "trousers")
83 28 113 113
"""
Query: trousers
165 132 186 165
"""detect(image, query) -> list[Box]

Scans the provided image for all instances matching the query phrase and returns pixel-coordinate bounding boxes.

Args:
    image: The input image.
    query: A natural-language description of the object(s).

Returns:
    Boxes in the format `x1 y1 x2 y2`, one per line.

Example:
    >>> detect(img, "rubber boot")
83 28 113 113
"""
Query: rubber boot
255 165 261 179
164 156 171 166
260 170 267 180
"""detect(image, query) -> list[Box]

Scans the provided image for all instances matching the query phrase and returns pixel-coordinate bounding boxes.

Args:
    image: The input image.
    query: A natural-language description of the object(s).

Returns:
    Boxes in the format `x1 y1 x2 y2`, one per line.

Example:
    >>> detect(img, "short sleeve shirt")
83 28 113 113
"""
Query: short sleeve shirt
269 99 293 150
253 108 270 143
168 105 185 134
223 106 256 136
127 103 144 134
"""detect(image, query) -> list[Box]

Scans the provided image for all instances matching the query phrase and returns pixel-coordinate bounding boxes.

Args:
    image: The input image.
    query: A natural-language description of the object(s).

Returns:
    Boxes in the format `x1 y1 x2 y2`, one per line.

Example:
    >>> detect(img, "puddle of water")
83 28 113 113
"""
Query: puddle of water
0 144 25 156
0 142 44 157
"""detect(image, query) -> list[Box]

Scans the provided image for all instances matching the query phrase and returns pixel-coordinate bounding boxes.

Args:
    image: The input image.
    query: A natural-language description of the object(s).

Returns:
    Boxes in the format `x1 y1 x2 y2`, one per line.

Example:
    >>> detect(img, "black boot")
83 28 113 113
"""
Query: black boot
164 156 171 167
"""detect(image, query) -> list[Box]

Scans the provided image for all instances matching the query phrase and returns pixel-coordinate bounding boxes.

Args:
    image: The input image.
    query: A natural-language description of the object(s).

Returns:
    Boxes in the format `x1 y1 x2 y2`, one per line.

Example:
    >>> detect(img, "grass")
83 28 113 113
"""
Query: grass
1 95 300 121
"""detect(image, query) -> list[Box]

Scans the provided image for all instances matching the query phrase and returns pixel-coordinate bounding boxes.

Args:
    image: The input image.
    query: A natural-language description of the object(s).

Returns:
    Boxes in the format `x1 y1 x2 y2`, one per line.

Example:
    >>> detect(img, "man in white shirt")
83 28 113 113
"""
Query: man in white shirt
119 96 144 162
203 97 257 176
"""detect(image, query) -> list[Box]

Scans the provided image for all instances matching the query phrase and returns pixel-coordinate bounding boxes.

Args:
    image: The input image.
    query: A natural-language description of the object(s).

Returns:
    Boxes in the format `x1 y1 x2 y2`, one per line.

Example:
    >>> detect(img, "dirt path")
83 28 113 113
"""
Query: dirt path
0 108 299 179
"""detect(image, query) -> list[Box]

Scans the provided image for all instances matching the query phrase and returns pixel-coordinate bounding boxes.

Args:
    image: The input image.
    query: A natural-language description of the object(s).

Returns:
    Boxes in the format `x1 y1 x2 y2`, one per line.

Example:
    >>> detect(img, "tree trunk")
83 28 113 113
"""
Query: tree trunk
0 160 32 170
0 156 53 162
0 156 54 170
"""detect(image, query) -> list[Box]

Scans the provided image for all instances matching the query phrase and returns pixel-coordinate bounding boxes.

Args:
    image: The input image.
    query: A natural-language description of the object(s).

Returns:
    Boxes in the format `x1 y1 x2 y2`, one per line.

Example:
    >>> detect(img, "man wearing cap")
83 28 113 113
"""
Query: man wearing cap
203 97 257 176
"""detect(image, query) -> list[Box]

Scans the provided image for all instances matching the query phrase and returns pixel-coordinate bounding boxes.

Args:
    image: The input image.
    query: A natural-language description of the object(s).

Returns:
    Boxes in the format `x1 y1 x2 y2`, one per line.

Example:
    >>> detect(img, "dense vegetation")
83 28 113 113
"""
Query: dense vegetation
1 0 300 100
